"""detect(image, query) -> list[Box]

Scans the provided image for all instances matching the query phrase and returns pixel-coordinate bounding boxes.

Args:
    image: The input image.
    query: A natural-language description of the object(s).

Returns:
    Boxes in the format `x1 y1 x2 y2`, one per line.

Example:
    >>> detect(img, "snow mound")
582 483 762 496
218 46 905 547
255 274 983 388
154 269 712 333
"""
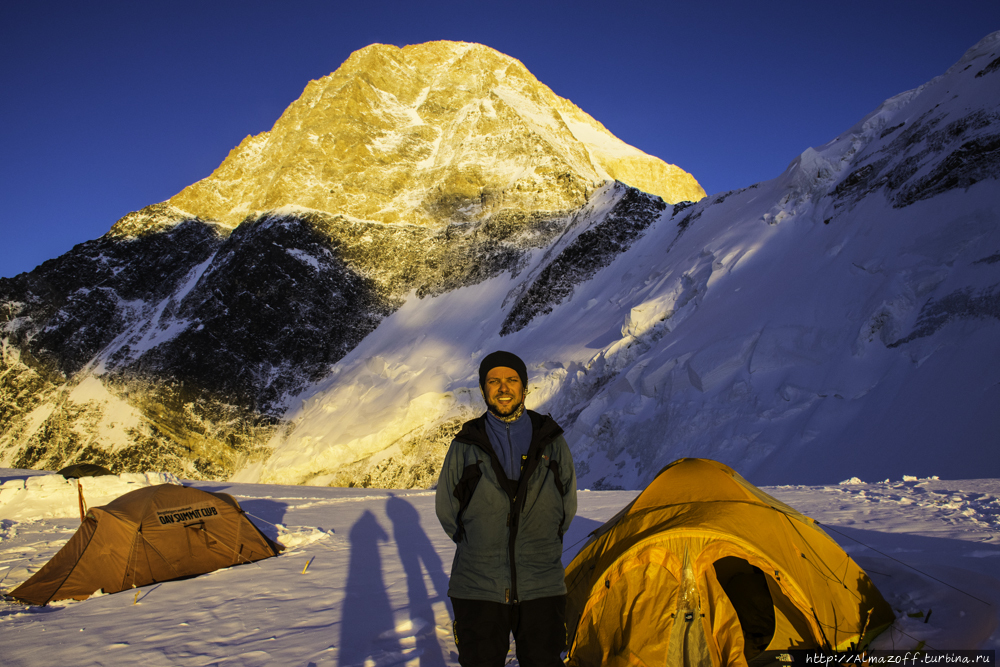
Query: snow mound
0 472 182 521
275 523 341 550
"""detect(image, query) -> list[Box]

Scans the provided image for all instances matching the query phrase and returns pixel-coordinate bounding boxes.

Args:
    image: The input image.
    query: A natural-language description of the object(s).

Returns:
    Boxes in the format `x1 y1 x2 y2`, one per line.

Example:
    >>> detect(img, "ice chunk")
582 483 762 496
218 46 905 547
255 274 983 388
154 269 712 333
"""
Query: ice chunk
750 326 838 373
687 333 760 392
621 293 676 338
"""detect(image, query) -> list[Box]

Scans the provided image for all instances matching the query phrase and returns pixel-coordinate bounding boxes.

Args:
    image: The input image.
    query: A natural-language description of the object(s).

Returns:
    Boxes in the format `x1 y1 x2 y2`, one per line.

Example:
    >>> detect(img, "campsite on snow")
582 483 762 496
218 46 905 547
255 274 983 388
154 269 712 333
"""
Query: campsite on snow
0 465 998 665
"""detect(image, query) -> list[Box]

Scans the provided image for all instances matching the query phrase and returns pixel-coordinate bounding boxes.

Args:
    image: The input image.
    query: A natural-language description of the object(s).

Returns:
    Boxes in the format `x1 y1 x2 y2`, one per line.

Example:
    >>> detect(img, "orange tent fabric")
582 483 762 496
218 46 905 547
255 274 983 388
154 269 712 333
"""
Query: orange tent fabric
9 484 281 606
565 459 893 666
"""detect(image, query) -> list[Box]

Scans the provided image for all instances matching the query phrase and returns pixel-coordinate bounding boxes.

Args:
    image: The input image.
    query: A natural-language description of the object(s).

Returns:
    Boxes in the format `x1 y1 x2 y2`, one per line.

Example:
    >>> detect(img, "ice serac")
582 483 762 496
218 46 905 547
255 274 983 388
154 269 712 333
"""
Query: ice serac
167 41 704 228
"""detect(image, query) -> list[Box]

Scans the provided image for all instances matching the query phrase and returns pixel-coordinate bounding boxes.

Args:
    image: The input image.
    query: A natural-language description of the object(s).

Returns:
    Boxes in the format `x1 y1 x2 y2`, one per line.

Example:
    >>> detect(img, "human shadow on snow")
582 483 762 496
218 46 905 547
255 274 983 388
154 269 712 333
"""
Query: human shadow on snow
386 494 450 667
340 509 400 666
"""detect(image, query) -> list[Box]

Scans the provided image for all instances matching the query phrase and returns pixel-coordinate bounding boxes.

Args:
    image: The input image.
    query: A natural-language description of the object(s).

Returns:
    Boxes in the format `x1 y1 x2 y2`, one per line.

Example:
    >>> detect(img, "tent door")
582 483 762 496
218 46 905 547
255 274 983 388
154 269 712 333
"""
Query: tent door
713 557 776 660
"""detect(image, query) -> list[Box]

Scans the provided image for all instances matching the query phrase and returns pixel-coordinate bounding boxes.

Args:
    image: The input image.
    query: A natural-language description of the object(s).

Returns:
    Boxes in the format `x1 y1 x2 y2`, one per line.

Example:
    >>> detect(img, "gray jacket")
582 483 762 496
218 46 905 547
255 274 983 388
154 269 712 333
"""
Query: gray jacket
435 410 577 604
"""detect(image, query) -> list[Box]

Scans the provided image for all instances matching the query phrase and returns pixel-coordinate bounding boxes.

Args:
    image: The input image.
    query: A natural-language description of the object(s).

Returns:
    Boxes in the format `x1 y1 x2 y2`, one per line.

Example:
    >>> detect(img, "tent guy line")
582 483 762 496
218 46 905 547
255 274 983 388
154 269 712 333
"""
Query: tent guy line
819 522 993 607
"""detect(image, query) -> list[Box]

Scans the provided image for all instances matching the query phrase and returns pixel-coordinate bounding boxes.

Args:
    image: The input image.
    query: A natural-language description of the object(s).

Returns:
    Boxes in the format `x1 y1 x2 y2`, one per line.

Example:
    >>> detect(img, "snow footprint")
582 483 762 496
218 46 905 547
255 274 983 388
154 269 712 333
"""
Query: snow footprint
353 618 432 667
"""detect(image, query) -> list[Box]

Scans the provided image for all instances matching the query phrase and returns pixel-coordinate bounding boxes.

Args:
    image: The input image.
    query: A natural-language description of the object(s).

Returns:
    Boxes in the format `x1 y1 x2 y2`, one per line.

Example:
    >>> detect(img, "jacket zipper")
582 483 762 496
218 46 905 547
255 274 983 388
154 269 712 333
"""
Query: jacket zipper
458 413 564 607
505 422 522 604
505 423 514 477
508 490 518 604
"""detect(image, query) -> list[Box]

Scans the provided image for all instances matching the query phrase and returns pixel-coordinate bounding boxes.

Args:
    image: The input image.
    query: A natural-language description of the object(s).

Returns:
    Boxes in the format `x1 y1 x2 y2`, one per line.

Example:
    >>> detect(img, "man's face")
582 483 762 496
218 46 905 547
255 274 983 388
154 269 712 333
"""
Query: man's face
483 366 525 418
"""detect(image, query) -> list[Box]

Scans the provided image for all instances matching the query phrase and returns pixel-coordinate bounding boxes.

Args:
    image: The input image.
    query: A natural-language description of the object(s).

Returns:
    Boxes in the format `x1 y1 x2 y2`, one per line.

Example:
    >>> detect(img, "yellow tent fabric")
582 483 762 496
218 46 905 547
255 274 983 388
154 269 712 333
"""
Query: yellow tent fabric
9 484 282 606
565 459 894 666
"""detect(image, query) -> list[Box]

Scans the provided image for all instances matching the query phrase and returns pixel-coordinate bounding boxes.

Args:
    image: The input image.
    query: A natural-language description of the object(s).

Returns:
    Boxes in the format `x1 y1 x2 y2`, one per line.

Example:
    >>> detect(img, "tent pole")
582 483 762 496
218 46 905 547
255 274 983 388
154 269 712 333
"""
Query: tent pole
76 480 87 522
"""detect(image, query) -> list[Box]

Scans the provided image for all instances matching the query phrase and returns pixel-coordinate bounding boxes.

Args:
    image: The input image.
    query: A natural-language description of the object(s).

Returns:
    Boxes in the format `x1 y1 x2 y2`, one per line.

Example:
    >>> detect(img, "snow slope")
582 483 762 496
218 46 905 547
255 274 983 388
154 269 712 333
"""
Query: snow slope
252 32 1000 489
1 468 998 665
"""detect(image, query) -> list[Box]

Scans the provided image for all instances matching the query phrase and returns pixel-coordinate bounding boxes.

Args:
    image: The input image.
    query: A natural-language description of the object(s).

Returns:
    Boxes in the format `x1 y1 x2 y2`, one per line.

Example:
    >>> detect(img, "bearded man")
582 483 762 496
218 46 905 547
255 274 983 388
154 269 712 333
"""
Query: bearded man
436 350 577 667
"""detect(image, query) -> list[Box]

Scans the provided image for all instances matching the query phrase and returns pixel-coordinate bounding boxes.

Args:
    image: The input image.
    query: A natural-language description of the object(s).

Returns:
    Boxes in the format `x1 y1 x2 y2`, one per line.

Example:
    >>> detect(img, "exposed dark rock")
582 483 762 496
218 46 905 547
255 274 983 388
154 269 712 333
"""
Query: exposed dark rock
0 215 227 378
831 110 1000 210
894 133 1000 207
672 200 696 216
832 162 880 201
500 185 667 336
880 122 905 138
888 283 1000 347
976 55 1000 78
113 213 394 415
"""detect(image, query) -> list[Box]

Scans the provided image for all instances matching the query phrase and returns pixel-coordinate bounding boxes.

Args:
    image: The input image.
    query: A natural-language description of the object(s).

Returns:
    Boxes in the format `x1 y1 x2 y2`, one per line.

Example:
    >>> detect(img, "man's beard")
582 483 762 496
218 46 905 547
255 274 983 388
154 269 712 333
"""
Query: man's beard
487 397 524 422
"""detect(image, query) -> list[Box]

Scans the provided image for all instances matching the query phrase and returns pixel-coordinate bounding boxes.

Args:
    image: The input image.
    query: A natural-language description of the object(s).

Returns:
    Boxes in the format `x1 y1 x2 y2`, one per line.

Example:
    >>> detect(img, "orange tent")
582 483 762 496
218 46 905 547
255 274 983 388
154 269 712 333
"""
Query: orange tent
565 459 893 666
9 484 281 605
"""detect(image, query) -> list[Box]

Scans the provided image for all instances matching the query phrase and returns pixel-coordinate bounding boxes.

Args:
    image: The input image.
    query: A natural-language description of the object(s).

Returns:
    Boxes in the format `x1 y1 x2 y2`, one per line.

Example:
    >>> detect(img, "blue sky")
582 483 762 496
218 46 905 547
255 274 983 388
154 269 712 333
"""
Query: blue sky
2 0 998 278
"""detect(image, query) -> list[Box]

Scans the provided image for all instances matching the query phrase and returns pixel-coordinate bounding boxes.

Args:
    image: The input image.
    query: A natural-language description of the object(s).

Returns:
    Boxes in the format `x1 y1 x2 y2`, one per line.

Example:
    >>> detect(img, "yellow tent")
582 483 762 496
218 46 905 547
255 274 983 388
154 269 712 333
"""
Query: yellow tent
565 459 893 666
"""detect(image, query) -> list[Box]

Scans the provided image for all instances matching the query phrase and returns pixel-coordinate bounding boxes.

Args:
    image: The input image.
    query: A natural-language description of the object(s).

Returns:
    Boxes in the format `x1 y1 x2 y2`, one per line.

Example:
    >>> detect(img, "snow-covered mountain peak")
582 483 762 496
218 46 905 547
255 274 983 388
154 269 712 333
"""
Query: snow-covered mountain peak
951 29 1000 72
763 34 999 227
166 40 705 230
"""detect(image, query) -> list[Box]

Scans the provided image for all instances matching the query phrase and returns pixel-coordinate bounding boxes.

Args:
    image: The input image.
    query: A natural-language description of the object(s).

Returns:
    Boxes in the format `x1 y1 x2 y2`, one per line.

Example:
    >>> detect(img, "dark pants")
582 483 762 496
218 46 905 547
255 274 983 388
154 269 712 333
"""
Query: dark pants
451 595 566 667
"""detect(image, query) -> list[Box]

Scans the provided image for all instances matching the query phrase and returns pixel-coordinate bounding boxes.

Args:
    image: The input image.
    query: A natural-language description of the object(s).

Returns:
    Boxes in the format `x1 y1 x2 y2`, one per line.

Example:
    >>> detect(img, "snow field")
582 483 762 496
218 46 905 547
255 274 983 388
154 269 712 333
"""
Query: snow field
1 470 998 665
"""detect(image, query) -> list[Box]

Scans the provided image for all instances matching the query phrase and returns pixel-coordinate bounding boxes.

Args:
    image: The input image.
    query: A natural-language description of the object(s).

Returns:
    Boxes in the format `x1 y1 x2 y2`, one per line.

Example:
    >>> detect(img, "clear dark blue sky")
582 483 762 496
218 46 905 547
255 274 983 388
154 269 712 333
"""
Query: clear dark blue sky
2 0 998 278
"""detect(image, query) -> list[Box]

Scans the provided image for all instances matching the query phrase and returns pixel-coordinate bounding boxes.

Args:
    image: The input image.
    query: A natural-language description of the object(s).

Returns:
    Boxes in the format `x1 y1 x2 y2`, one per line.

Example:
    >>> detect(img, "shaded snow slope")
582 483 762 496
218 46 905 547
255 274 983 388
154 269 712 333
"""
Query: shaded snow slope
253 33 1000 488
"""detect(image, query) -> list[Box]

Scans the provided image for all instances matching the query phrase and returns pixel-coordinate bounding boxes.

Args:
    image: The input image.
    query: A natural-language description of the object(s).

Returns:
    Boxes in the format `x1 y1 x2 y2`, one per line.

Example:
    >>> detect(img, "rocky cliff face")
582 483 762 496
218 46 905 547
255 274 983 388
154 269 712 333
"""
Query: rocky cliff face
0 41 703 481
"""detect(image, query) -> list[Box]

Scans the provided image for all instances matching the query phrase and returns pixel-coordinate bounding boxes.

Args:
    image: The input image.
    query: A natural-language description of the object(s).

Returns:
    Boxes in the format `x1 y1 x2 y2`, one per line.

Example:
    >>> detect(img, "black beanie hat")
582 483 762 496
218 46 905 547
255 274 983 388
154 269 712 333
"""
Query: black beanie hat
478 351 528 390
